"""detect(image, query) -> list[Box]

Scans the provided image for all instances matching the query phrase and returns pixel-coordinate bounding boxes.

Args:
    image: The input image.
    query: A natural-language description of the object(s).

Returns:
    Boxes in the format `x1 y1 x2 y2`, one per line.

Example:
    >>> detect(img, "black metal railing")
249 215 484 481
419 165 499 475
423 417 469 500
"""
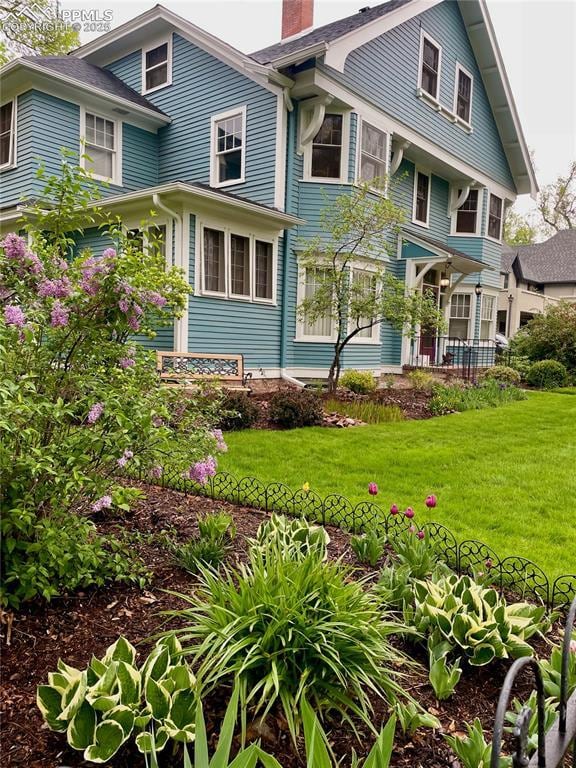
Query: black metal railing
127 466 576 610
491 596 576 767
406 336 499 379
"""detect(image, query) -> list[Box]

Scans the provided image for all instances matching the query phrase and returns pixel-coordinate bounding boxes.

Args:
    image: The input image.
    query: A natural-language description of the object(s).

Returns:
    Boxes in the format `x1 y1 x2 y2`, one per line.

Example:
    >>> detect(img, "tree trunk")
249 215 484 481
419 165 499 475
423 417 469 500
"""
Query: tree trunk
327 345 343 394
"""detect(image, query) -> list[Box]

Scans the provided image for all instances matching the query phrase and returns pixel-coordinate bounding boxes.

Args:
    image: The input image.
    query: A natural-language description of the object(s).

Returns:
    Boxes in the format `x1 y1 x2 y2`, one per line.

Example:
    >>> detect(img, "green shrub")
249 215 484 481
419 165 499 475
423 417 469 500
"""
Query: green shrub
217 391 259 431
510 301 576 373
339 369 377 394
407 370 435 391
268 389 323 428
168 548 409 740
443 719 497 768
481 365 521 386
429 380 526 415
171 536 230 574
251 513 329 562
526 359 568 389
350 528 387 566
324 398 404 424
506 353 532 381
197 511 236 542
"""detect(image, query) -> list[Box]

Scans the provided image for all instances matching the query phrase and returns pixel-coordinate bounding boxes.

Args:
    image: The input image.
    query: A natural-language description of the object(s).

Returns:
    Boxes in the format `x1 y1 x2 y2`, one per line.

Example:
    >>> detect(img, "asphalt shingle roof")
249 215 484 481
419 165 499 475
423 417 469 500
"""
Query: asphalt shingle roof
250 0 413 64
502 230 576 284
22 56 167 115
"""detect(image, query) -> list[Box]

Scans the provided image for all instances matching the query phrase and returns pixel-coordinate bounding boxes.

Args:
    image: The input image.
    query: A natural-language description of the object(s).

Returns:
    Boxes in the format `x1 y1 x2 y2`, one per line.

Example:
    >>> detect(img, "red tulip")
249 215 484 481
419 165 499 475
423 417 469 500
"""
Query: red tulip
408 524 416 533
390 503 399 515
416 530 425 540
405 507 415 519
368 482 378 496
425 494 437 508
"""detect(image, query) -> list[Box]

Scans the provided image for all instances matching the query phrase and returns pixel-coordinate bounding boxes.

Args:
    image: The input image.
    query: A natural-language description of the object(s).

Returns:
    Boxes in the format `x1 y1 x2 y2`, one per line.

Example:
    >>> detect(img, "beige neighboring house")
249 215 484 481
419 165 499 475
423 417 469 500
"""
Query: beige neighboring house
498 230 576 337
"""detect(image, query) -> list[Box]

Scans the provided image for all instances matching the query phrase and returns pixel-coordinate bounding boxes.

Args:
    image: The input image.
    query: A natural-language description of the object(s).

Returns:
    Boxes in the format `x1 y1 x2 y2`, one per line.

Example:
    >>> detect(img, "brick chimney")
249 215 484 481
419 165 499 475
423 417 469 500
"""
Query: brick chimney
282 0 314 40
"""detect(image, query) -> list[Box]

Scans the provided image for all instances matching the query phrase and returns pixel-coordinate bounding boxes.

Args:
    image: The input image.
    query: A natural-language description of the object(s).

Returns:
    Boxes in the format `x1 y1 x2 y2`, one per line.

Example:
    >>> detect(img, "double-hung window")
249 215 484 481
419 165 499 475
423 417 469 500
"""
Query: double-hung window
201 225 274 303
211 107 246 187
455 65 473 124
0 100 15 168
487 194 503 240
350 269 379 342
311 114 343 179
413 170 431 226
83 111 119 183
301 267 333 338
419 33 441 100
480 295 496 340
448 293 471 339
358 121 387 186
143 39 172 93
455 189 479 234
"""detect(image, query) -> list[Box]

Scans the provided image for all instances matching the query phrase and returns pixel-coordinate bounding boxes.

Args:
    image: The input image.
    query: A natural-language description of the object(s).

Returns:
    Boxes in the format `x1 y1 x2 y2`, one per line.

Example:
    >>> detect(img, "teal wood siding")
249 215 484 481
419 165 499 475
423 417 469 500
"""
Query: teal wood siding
327 0 514 190
1 91 37 207
391 159 451 241
106 35 279 208
122 123 159 189
73 226 113 257
186 215 283 369
348 112 358 182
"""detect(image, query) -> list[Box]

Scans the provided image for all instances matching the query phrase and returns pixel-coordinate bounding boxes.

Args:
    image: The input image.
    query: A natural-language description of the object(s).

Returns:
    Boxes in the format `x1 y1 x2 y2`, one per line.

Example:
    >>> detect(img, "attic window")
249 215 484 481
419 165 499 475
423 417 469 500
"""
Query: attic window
0 100 15 169
419 33 441 101
143 38 172 93
455 65 473 124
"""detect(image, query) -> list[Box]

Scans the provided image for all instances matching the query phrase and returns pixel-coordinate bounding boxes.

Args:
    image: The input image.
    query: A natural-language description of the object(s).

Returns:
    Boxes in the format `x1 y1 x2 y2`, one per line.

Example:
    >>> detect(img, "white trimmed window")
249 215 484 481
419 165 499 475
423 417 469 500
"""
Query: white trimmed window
299 267 333 339
211 107 246 187
200 225 274 303
454 64 473 125
448 293 471 338
358 121 387 186
480 294 496 340
487 193 503 240
82 110 120 183
124 223 172 269
454 189 480 234
350 269 379 343
419 32 442 101
413 170 431 226
0 100 16 169
143 39 172 93
311 113 343 179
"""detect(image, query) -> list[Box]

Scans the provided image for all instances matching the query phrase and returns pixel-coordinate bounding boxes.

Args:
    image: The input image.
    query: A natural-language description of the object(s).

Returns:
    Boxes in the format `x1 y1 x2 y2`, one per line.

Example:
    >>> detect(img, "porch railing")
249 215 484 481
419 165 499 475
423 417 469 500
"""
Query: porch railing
406 336 499 379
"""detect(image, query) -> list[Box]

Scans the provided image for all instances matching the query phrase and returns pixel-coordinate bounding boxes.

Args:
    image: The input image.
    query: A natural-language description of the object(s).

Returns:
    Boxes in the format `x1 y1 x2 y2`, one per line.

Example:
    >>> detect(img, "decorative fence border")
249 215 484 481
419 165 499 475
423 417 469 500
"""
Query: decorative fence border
132 467 576 610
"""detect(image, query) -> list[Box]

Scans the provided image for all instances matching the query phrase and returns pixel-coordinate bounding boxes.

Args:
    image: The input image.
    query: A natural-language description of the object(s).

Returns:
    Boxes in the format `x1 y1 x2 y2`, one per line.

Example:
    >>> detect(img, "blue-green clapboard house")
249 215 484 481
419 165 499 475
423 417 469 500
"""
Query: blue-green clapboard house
0 0 537 381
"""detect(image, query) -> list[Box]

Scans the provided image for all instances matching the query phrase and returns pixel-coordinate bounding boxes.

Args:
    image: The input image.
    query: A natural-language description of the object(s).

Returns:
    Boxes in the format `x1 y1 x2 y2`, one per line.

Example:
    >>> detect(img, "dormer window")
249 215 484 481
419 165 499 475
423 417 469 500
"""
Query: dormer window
143 38 172 94
455 64 473 124
419 33 441 101
0 100 16 169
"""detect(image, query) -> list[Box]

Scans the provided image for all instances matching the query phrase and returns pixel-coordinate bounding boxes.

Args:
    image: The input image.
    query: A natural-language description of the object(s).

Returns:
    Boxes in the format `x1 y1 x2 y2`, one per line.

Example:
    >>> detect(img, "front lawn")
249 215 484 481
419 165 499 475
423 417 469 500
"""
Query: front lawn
220 392 576 579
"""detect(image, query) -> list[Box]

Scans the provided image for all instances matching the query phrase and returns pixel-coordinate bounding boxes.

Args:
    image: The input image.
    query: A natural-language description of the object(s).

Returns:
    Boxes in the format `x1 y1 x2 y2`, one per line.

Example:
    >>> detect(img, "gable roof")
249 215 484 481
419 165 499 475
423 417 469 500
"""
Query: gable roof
21 56 167 115
503 230 576 284
251 0 413 64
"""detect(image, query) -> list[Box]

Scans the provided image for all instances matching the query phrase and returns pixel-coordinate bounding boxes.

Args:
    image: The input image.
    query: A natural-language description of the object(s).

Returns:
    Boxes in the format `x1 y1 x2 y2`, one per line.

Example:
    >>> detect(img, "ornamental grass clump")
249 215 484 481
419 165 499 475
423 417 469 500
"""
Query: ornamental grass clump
166 548 409 741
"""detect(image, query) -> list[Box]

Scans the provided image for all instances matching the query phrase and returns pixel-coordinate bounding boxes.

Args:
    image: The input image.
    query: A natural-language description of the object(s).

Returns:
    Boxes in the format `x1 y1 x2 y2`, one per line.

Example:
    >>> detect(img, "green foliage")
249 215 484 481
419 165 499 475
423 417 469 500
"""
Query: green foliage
443 718 510 768
37 635 198 762
350 529 387 566
540 629 576 700
197 511 236 542
268 389 324 428
537 160 576 234
407 370 435 391
511 302 576 373
0 0 80 65
504 691 558 755
171 537 230 575
427 644 462 700
218 391 260 431
251 513 330 562
503 208 538 245
167 547 409 742
429 380 526 415
324 398 404 424
526 359 568 389
393 700 440 736
339 369 377 394
382 374 396 390
480 366 522 386
391 529 441 580
505 353 533 381
375 564 414 610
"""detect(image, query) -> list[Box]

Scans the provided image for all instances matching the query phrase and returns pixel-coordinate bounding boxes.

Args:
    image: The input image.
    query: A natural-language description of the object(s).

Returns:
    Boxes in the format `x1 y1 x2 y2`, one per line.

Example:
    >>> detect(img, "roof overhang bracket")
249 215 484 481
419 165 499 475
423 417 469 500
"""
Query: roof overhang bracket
449 183 481 215
390 139 411 175
297 95 334 154
444 272 467 301
413 261 437 289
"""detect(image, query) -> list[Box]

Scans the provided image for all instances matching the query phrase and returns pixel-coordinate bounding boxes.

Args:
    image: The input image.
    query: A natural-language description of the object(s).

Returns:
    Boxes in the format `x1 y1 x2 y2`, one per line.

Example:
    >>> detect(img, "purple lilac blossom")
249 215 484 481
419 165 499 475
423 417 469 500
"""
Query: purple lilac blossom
50 302 69 328
119 357 135 369
92 495 112 512
38 277 72 298
186 456 217 485
87 402 104 424
146 291 167 308
4 305 25 327
102 248 117 259
150 465 163 479
2 233 27 260
127 315 140 332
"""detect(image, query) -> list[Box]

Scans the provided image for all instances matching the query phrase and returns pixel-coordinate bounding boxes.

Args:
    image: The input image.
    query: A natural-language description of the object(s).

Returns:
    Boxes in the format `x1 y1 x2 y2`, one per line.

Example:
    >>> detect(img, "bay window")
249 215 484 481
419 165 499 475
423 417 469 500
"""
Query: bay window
350 269 379 342
359 121 387 186
230 234 250 297
487 194 503 240
455 189 479 234
255 241 273 300
301 267 333 338
480 295 496 340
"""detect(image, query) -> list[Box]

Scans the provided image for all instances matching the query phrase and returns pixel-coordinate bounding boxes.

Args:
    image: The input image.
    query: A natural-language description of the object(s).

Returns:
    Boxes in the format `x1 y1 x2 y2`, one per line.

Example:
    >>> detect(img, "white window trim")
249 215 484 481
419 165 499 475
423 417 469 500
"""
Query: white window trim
355 116 390 194
447 290 474 339
485 191 504 243
295 262 337 342
122 219 174 270
79 107 122 185
348 265 381 345
210 105 247 189
412 167 431 228
453 62 474 129
417 30 442 104
450 187 483 237
142 35 173 95
480 292 498 340
0 96 17 171
302 109 351 184
196 218 277 305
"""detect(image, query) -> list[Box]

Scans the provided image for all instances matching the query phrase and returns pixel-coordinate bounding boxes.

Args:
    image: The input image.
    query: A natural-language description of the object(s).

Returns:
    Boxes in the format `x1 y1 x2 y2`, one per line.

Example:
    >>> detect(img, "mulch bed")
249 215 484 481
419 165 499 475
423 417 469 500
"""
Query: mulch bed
1 484 551 768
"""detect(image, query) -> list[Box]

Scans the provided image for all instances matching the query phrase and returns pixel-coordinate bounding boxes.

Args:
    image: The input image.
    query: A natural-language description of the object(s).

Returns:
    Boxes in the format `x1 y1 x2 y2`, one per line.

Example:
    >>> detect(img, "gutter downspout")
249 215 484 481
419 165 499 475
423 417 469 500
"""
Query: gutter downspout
279 98 305 389
152 193 187 353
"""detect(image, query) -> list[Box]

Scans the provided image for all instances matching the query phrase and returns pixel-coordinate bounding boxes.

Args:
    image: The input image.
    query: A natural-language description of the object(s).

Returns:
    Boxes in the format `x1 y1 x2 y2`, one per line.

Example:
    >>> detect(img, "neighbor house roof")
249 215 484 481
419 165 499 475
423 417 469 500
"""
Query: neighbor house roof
502 230 576 284
21 56 167 115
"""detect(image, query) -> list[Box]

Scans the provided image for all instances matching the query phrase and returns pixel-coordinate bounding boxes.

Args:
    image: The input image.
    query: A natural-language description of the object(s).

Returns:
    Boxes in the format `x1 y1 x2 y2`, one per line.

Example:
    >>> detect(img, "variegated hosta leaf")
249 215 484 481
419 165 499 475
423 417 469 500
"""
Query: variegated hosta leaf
116 660 141 706
86 661 119 702
67 700 96 750
103 705 135 738
103 636 137 667
47 672 71 693
145 677 171 721
90 694 121 712
60 671 88 721
83 720 127 763
36 685 67 732
135 727 169 754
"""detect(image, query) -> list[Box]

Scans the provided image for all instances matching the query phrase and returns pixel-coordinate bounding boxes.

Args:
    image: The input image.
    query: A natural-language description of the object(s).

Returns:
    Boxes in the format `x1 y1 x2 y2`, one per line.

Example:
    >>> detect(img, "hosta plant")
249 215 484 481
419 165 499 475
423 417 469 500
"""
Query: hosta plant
350 528 387 566
540 629 576 700
250 513 330 562
37 634 197 762
504 691 558 755
427 638 462 700
197 511 236 542
393 700 440 736
444 718 512 768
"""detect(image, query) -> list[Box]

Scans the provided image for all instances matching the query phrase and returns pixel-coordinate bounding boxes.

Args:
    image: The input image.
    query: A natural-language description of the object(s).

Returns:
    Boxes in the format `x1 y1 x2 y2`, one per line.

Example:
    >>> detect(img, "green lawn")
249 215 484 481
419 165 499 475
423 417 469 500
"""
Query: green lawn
219 392 576 579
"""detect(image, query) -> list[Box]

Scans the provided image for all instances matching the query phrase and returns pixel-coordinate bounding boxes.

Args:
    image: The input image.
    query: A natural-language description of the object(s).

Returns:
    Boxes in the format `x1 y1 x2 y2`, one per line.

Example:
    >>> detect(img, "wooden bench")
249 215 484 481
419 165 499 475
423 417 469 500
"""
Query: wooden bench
156 352 252 392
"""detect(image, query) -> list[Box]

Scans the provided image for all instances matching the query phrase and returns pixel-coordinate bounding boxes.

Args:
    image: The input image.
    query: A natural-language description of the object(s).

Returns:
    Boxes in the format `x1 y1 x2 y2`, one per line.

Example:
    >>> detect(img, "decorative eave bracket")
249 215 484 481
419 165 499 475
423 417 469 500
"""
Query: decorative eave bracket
297 95 334 155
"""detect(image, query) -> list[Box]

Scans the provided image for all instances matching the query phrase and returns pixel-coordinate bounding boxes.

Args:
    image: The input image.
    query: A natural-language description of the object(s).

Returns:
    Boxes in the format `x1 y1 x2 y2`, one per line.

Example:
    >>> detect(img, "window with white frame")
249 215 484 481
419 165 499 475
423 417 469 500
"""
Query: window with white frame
211 108 245 187
455 189 479 234
455 65 473 124
448 293 471 338
125 223 171 268
83 111 118 182
487 193 503 240
300 267 333 338
201 225 274 302
358 121 387 186
480 294 496 339
311 114 343 179
143 39 171 93
413 170 431 225
0 100 15 168
419 33 441 100
350 269 379 341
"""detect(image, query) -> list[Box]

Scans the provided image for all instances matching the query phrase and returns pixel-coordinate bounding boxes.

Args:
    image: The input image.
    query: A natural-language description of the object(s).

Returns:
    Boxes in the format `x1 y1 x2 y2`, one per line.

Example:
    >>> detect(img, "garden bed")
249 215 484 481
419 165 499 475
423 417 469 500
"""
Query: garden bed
1 483 553 768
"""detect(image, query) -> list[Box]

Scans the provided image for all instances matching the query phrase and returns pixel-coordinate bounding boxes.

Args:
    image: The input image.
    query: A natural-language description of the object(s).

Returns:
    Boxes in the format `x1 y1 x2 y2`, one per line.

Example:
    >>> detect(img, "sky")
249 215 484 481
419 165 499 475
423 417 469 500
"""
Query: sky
60 0 576 213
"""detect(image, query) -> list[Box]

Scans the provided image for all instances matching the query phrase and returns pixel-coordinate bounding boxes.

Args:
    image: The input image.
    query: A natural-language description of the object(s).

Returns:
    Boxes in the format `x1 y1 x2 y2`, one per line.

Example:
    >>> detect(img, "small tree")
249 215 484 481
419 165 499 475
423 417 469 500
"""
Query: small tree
0 0 79 64
298 183 445 392
510 301 576 374
537 160 576 234
504 208 538 245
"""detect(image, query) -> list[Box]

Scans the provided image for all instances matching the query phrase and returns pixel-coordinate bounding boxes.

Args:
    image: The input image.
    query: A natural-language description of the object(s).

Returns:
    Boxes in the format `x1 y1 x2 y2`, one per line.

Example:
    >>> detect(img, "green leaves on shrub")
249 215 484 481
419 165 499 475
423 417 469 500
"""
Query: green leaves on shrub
480 366 521 386
218 392 260 431
407 370 435 391
268 389 323 428
251 513 330 562
526 359 568 389
351 529 387 566
339 370 377 394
